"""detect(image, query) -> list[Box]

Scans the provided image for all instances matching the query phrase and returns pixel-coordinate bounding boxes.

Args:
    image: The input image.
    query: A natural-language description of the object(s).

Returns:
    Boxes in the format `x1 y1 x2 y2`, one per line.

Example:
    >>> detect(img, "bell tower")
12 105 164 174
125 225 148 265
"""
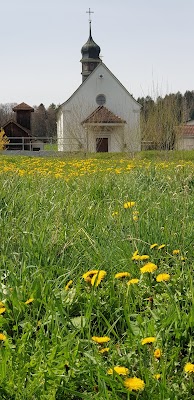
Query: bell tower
80 8 101 82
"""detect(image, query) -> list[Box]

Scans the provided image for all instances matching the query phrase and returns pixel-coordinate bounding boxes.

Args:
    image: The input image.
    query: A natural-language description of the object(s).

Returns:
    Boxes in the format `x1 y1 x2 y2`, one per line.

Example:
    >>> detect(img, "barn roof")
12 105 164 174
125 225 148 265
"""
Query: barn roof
181 125 194 136
12 102 34 112
2 120 32 136
82 106 126 124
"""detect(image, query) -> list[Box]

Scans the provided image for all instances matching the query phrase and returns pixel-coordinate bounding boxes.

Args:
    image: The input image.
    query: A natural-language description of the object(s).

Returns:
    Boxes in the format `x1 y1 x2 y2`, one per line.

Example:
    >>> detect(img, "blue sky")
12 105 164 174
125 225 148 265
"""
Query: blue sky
0 0 193 107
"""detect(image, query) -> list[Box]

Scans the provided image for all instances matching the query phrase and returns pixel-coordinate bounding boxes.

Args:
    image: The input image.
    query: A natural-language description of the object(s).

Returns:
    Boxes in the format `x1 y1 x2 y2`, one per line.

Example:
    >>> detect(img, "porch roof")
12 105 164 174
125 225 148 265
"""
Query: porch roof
82 106 126 125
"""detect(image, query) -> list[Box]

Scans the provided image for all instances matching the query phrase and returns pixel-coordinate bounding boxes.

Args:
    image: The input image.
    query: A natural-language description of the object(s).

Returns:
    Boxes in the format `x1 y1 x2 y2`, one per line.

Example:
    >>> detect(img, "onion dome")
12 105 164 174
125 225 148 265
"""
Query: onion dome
81 22 101 60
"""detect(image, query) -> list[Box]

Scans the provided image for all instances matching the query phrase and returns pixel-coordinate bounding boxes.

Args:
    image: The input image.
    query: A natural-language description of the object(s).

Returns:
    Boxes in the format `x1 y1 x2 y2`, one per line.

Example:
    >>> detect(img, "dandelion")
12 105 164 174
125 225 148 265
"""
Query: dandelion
156 273 170 282
138 255 150 261
65 280 73 290
92 336 110 344
107 366 129 375
153 374 161 380
131 250 140 261
0 333 6 341
140 263 157 273
133 211 139 222
112 211 118 217
158 244 165 250
91 270 106 287
124 201 136 209
25 298 34 305
99 347 110 354
114 272 130 279
154 348 162 359
184 362 194 373
82 270 99 281
124 377 145 391
127 278 139 285
141 337 156 345
150 243 158 249
0 307 6 314
172 249 180 255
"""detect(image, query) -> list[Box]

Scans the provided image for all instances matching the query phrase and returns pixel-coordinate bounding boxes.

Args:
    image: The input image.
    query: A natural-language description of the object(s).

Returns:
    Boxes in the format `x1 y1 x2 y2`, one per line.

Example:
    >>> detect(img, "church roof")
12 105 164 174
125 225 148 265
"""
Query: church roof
59 63 141 109
81 22 101 60
12 102 34 112
82 106 126 124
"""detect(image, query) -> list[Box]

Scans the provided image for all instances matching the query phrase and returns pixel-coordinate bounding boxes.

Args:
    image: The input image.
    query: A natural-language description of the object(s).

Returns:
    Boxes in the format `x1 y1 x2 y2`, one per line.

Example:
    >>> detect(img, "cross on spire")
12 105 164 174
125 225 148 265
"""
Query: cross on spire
86 8 94 23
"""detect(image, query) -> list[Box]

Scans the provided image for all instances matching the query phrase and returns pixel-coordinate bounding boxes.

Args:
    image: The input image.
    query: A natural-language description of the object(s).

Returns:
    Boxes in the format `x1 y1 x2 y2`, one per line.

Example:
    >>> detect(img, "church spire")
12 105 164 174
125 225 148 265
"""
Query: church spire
80 8 101 82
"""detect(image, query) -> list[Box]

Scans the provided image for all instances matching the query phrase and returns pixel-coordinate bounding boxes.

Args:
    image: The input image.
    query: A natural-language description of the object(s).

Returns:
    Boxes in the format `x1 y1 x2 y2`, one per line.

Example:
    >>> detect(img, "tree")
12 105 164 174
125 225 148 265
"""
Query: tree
0 128 9 150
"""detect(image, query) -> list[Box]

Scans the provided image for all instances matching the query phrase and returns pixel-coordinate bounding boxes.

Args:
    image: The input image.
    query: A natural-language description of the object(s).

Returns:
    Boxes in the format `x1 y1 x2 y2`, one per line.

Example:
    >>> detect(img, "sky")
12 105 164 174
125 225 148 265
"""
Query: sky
1 0 194 107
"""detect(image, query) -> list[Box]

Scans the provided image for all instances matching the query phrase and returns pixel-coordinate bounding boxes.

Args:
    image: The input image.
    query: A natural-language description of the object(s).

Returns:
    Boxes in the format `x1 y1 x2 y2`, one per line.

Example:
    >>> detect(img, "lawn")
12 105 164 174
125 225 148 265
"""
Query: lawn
0 152 194 399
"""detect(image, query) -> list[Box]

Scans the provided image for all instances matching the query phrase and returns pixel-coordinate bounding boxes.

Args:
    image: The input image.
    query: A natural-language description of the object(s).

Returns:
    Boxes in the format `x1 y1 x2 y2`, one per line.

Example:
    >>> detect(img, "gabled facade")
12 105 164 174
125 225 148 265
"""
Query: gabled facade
57 23 141 153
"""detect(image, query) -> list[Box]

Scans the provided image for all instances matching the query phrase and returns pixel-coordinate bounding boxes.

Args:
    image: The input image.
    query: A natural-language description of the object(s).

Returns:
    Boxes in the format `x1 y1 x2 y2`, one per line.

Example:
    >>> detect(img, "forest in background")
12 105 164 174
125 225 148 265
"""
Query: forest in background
0 90 194 149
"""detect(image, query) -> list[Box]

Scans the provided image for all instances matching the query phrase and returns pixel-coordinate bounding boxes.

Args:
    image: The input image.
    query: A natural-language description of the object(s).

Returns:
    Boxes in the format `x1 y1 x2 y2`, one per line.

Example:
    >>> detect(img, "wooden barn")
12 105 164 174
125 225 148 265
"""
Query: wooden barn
3 102 34 150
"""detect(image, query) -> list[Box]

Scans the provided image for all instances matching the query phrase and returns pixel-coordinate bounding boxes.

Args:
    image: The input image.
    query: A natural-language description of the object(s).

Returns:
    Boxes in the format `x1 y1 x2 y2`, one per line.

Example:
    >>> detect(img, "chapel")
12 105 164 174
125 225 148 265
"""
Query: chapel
57 12 141 153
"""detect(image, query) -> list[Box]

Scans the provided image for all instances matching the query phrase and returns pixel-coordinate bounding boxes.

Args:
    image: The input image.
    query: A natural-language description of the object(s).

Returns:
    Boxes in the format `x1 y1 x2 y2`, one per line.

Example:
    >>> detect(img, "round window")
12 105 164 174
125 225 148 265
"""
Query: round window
96 94 106 106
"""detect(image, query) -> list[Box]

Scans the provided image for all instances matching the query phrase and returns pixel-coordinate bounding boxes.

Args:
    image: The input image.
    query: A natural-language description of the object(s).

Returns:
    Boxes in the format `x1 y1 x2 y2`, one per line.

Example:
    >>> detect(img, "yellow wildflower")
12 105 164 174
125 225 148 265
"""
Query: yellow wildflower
114 272 130 279
91 270 106 287
124 377 145 391
0 307 6 314
184 362 194 373
112 211 118 217
141 337 156 345
92 336 110 344
154 348 162 359
65 280 73 291
124 201 136 209
156 273 170 282
131 250 140 261
25 298 34 305
99 347 110 354
107 366 129 375
82 270 99 281
158 244 165 250
127 278 139 285
0 333 6 341
138 255 149 261
140 262 157 273
172 249 180 255
153 374 161 380
150 243 158 249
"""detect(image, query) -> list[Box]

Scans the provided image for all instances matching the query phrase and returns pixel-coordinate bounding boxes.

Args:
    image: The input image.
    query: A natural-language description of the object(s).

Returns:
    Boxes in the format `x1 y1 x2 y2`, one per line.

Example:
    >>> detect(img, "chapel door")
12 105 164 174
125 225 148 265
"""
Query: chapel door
96 138 108 152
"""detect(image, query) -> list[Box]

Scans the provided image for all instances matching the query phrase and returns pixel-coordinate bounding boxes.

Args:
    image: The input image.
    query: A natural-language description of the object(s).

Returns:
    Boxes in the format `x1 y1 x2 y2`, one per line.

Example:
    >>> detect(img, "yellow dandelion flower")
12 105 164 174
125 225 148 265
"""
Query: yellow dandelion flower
112 211 118 217
156 273 170 282
99 347 110 354
92 336 110 344
107 366 129 375
65 280 73 291
158 244 165 250
124 201 136 209
184 362 194 373
154 348 162 359
138 255 150 261
150 243 158 249
153 374 161 380
172 249 180 255
0 333 6 341
133 215 139 222
140 263 157 273
127 278 139 285
114 272 130 279
25 298 34 305
82 270 99 281
141 337 156 345
91 270 106 287
132 254 141 261
0 307 6 314
124 377 145 391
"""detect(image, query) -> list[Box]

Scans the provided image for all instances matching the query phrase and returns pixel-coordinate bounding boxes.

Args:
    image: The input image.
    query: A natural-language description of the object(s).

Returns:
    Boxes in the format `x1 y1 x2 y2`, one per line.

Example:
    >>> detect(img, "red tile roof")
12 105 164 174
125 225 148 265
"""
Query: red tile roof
181 125 194 136
12 102 34 111
82 106 126 124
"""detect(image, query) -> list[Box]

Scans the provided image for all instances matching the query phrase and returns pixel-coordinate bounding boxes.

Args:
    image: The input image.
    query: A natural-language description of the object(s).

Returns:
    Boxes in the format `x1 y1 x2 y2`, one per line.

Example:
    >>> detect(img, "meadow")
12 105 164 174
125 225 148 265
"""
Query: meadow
0 152 194 399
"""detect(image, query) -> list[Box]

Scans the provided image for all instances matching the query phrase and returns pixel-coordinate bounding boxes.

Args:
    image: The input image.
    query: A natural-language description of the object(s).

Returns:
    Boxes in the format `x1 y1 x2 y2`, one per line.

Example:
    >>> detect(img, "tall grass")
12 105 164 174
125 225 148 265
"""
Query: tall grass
0 154 194 399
